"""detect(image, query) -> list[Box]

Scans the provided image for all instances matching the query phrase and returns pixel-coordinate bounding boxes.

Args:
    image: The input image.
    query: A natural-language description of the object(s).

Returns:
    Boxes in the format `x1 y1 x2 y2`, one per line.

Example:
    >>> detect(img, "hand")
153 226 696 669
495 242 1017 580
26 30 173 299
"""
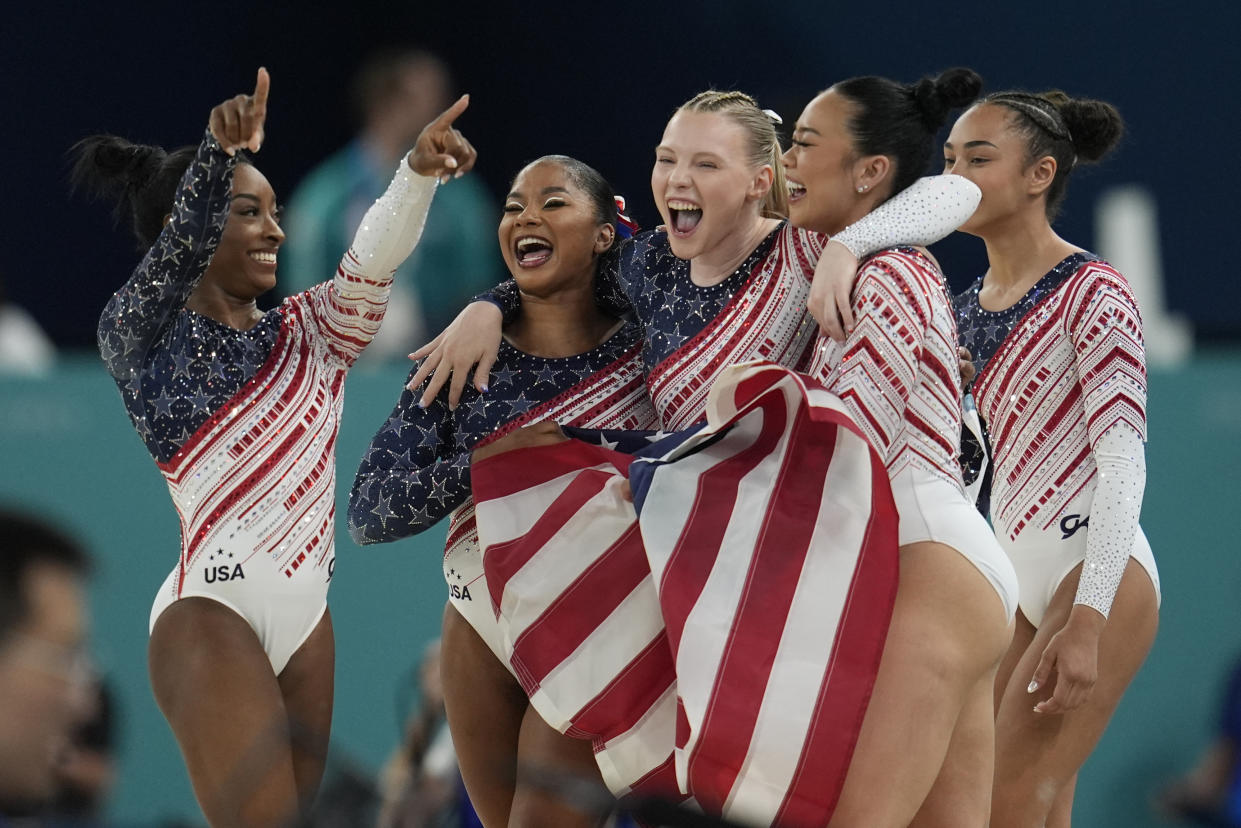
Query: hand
406 302 503 409
406 94 477 183
209 67 270 156
471 420 567 464
809 240 860 341
1029 605 1105 715
959 347 976 386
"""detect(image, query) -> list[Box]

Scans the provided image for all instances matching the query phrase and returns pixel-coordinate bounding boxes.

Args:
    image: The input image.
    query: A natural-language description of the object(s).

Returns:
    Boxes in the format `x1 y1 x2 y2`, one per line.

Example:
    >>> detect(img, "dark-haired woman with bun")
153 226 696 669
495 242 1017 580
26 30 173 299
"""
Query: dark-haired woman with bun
72 69 476 825
785 69 1019 827
942 91 1160 826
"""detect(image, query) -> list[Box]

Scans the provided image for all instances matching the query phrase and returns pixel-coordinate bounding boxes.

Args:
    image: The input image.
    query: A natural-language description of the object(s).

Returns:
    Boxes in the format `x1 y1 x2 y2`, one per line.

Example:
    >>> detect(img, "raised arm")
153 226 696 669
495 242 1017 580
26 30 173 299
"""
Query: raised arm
811 175 981 340
299 96 477 366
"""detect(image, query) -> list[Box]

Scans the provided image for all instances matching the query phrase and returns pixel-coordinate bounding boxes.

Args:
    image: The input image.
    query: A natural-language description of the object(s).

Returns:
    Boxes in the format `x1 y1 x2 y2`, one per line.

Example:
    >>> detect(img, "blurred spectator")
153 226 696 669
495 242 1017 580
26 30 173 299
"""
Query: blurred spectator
1157 654 1241 826
281 49 500 360
41 680 116 827
0 508 91 820
377 639 479 828
0 275 55 375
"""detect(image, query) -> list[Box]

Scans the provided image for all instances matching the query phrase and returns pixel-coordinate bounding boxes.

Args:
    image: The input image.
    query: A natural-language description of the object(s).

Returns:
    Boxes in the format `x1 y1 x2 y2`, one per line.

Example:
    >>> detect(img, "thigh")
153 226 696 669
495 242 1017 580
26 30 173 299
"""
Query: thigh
277 607 335 808
993 558 1159 823
149 597 299 828
441 602 527 828
831 542 1012 828
910 666 999 828
994 609 1037 713
509 705 607 828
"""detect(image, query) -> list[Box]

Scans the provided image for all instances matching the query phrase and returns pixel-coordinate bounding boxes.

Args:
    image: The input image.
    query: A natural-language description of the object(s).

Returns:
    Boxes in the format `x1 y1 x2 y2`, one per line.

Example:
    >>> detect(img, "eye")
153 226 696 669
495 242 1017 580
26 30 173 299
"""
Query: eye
970 157 990 165
943 156 955 168
239 206 260 216
543 197 567 209
655 156 674 165
791 138 812 148
696 161 718 169
503 202 523 213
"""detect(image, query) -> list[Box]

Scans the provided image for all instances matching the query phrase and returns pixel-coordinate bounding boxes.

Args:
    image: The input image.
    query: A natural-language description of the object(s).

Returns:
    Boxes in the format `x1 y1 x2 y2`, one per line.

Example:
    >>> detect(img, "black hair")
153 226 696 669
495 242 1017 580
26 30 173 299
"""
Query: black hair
517 155 621 247
832 67 984 198
984 90 1124 220
0 507 89 645
69 135 253 252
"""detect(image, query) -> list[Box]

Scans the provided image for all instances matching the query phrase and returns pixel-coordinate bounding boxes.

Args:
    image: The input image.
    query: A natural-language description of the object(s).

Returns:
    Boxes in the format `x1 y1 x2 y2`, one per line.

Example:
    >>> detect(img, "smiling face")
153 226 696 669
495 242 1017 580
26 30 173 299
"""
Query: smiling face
781 90 868 236
942 103 1043 236
651 110 772 260
499 160 614 298
202 163 285 299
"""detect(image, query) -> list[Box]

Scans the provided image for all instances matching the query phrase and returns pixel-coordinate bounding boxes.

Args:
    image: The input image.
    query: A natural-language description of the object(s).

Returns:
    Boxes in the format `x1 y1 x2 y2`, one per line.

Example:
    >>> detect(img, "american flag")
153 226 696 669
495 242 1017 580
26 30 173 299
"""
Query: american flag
472 363 899 826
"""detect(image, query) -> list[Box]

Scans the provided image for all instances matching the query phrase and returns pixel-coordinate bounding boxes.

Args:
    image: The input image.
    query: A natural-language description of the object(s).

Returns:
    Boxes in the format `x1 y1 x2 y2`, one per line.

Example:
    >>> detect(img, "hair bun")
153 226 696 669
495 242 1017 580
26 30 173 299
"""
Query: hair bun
1045 92 1124 162
70 135 166 201
912 67 983 130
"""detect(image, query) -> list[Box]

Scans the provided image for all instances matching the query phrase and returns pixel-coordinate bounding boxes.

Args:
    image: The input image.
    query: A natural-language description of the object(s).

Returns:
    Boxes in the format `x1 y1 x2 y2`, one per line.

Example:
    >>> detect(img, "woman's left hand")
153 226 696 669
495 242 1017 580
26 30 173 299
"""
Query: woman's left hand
1029 605 1106 715
407 94 477 183
809 240 859 341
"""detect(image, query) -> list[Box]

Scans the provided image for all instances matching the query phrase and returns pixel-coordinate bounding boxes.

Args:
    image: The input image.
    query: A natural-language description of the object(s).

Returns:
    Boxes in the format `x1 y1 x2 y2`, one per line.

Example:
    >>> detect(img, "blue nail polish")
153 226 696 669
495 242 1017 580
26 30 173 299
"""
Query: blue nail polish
480 385 489 393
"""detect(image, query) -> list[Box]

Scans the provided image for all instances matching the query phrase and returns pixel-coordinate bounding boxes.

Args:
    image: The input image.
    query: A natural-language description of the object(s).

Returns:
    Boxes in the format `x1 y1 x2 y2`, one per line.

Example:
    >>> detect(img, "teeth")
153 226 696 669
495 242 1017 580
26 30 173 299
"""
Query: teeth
516 236 549 252
667 200 701 211
787 181 806 196
250 251 277 264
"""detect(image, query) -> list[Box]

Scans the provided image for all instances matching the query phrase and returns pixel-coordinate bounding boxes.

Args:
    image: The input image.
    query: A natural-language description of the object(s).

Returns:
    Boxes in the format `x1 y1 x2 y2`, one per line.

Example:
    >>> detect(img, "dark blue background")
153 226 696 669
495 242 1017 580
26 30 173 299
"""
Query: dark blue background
8 1 1237 346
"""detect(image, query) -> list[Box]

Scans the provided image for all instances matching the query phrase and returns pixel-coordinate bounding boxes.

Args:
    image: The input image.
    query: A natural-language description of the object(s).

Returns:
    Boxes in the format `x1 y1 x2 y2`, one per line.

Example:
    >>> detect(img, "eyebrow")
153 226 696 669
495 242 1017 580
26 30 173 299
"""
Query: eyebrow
234 193 262 204
792 125 822 136
505 186 571 200
944 140 998 150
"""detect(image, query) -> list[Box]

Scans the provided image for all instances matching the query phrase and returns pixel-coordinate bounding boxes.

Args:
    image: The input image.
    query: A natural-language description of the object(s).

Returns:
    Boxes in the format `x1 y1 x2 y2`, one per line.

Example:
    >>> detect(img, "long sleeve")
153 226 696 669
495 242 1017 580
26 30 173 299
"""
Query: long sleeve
299 160 438 366
831 175 981 259
824 252 933 458
347 374 473 545
97 130 235 382
1065 266 1149 617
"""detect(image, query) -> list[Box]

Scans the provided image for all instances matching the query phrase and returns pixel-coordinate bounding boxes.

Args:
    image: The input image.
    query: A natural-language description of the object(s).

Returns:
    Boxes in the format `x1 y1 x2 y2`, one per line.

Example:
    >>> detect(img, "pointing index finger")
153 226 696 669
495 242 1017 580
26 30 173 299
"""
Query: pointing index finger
432 94 470 129
252 67 271 108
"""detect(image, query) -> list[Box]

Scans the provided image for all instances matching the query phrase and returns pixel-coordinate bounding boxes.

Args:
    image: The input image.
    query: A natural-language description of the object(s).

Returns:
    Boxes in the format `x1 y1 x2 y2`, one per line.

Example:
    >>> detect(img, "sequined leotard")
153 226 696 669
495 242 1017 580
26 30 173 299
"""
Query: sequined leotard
97 130 436 672
347 321 657 658
957 253 1160 624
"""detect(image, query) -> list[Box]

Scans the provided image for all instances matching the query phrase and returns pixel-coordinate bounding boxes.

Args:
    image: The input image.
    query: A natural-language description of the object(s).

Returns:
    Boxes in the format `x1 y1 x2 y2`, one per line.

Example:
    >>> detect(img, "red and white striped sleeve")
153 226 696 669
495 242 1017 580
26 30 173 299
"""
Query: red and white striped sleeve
1065 262 1148 445
823 250 932 458
299 161 438 366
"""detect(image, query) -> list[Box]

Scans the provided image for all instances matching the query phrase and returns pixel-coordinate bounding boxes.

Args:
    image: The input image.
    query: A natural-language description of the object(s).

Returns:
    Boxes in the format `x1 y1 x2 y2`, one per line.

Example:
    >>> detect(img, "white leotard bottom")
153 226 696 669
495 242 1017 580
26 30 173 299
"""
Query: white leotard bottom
150 549 332 675
998 520 1160 628
891 466 1020 621
443 536 510 668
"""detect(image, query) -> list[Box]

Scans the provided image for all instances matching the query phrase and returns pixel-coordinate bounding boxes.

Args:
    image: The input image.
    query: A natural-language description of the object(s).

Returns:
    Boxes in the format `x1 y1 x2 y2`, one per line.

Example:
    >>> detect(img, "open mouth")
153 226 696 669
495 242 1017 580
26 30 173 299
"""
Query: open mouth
786 179 807 203
249 250 278 267
515 235 554 268
667 199 703 236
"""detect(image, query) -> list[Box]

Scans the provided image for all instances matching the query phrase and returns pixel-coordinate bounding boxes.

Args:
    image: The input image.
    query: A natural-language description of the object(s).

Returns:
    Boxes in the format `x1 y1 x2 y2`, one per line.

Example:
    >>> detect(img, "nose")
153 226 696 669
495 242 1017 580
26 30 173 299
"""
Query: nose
266 211 286 245
514 206 542 226
667 160 692 189
780 145 795 169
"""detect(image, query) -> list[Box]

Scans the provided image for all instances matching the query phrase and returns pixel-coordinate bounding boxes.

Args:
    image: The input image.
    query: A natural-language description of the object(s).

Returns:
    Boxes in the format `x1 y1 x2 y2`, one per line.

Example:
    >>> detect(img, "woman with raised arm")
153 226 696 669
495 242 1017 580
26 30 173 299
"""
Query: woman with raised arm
73 69 474 825
348 155 656 828
784 71 1018 827
943 91 1160 827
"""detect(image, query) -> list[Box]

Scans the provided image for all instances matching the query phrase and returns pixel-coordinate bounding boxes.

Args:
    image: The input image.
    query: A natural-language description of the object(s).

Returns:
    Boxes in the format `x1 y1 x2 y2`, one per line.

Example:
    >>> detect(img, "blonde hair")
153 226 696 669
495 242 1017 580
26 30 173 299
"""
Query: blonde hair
677 90 788 220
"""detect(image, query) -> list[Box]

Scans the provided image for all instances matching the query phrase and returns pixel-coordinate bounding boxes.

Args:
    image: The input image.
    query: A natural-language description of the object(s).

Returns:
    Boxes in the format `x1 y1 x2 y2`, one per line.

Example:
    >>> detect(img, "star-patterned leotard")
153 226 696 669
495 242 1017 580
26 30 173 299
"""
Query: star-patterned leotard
98 129 437 672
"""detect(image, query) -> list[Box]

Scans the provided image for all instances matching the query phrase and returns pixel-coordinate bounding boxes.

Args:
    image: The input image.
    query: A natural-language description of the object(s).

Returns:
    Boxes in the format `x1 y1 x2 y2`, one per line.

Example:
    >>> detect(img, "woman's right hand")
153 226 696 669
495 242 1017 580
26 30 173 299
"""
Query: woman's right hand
809 240 859 341
209 67 269 156
406 302 504 409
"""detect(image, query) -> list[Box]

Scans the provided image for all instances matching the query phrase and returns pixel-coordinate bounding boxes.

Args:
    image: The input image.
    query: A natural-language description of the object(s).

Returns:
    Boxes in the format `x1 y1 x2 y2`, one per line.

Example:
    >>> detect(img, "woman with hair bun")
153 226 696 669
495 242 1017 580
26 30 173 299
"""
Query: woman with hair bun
942 90 1160 826
72 69 476 825
785 68 1019 826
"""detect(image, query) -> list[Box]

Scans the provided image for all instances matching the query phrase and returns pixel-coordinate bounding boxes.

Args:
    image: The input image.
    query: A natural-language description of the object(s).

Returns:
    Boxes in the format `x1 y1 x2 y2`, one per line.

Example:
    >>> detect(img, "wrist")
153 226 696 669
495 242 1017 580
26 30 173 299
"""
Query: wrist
1066 603 1107 636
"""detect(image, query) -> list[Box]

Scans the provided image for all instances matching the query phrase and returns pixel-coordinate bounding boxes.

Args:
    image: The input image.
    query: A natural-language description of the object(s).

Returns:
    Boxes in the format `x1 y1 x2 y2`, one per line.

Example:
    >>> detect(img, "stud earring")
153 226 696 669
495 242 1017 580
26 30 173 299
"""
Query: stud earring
856 185 868 193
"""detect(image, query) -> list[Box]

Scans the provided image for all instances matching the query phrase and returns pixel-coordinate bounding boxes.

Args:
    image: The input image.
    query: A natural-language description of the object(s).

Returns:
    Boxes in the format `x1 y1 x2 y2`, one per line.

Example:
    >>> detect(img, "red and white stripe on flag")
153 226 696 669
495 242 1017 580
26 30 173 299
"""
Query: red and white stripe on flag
472 362 899 826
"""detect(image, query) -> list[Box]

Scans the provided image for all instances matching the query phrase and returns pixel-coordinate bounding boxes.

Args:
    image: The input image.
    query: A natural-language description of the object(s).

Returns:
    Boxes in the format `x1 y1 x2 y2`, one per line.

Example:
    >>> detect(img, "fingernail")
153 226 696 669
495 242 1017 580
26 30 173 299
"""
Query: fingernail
480 385 489 393
1027 680 1039 693
454 170 463 179
417 400 427 409
446 157 457 169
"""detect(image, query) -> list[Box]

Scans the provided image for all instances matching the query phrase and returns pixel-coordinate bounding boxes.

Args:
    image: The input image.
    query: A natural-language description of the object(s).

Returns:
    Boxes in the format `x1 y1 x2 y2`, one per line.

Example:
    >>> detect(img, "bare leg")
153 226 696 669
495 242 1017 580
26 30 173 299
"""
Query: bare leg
991 558 1158 827
276 609 334 810
441 603 527 827
149 597 300 827
995 610 1038 713
830 542 1012 828
509 704 608 828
